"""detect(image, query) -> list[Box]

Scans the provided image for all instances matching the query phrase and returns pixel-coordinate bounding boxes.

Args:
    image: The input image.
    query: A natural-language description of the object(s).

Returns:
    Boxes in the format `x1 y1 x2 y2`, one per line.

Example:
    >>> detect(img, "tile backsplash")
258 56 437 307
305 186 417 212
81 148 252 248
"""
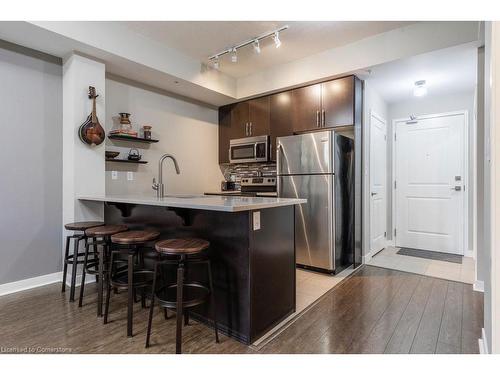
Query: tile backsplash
220 163 276 189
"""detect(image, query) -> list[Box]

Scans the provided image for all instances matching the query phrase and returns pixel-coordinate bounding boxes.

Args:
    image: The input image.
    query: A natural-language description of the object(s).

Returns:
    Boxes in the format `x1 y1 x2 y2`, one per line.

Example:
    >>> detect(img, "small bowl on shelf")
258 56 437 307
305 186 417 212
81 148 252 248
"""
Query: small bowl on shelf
105 151 120 159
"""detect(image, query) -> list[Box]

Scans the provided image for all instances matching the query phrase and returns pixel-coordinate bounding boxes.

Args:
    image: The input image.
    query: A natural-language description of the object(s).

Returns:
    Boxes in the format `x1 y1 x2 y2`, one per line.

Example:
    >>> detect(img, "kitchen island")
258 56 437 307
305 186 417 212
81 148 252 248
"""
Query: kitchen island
78 194 305 344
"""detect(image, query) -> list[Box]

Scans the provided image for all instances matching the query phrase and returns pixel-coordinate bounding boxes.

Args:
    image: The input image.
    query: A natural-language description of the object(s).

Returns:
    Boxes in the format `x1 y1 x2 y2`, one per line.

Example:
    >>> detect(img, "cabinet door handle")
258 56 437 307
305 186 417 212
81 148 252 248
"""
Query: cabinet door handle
245 123 249 136
316 110 320 127
322 110 326 127
249 122 252 136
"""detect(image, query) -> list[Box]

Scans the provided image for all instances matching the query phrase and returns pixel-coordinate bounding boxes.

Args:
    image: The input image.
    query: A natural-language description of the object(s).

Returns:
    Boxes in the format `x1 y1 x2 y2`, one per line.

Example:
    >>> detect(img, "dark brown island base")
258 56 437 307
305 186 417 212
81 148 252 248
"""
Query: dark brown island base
79 195 305 345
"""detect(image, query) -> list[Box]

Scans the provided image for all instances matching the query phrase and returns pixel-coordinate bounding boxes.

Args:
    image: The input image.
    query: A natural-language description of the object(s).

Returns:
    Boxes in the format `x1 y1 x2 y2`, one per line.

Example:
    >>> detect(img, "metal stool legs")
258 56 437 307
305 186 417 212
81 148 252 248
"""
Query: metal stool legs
61 235 71 293
175 258 185 354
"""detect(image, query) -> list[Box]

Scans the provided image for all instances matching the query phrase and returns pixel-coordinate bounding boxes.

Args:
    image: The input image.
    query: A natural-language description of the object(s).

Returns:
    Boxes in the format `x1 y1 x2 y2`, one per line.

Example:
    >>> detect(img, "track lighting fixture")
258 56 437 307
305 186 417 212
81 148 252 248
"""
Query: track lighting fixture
208 25 288 67
273 31 281 48
253 39 261 54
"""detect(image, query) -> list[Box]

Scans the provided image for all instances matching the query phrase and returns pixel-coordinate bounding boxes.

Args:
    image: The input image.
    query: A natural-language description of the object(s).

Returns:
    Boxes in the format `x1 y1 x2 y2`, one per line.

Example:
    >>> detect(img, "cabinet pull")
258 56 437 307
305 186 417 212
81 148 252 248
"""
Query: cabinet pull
322 110 326 127
316 110 320 127
249 122 252 136
245 123 249 136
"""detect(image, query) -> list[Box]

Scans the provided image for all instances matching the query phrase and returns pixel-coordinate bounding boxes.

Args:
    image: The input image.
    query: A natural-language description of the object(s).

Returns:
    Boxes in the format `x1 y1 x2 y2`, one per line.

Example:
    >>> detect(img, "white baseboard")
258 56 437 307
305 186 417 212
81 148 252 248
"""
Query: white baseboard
65 273 96 287
0 271 97 297
464 249 474 258
479 327 489 354
473 279 485 292
362 252 373 264
0 272 62 297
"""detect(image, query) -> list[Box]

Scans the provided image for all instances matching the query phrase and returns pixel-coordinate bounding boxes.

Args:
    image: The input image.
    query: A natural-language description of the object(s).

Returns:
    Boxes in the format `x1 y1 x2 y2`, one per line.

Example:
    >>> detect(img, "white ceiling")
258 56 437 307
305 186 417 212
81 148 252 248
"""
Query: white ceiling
365 44 477 104
121 21 415 78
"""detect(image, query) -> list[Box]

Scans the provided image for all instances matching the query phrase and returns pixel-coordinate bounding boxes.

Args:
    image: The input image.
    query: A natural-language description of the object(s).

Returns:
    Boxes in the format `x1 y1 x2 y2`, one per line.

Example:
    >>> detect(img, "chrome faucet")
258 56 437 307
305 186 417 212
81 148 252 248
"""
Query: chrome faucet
152 153 180 198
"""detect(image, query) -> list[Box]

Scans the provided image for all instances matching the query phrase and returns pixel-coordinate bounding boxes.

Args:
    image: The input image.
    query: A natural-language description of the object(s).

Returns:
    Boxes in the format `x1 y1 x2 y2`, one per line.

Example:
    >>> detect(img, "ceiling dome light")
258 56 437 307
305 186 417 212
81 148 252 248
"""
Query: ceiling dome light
273 31 281 48
253 39 261 54
231 48 237 63
413 80 427 97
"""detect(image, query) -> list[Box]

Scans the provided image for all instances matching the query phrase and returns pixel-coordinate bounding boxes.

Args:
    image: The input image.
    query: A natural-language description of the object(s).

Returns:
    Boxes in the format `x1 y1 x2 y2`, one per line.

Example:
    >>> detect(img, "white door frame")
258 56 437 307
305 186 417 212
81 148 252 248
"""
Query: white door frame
391 110 470 255
369 109 388 256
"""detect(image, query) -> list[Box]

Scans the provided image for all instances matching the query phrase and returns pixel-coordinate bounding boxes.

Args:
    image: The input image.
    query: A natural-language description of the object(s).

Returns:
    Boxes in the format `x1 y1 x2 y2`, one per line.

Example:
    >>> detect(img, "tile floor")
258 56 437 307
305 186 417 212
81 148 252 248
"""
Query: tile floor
366 246 475 284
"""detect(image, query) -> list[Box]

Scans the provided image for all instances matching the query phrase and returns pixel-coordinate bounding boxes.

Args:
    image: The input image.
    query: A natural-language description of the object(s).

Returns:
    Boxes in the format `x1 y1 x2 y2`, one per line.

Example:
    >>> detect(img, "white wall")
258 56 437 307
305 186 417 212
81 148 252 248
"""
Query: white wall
388 90 476 250
105 78 223 196
362 81 389 258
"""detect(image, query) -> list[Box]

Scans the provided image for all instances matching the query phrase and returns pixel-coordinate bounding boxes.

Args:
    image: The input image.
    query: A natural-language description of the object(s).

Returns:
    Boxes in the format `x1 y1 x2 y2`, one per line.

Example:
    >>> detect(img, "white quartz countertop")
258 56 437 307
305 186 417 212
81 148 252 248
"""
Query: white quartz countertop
78 194 306 213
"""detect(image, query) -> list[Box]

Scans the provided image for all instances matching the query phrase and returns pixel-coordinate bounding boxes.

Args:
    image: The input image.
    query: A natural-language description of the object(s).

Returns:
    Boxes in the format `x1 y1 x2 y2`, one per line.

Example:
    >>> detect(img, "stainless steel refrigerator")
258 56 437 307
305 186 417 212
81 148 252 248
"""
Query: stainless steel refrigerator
277 131 355 274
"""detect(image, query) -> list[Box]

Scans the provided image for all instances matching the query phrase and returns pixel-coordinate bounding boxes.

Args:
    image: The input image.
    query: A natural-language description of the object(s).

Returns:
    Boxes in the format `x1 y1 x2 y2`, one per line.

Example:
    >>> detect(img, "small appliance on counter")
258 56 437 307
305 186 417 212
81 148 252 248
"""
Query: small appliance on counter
221 181 236 191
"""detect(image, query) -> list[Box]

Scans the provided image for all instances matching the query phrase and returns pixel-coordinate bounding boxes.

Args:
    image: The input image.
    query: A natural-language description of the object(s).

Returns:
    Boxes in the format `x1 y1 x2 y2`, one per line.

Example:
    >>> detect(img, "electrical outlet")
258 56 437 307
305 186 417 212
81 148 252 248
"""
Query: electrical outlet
111 171 118 180
253 211 261 231
127 172 134 181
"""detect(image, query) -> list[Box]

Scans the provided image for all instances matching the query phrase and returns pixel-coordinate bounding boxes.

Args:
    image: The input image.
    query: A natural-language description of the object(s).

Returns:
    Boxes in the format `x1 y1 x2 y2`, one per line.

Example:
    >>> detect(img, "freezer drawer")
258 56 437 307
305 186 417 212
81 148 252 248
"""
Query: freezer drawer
278 174 334 271
277 131 333 175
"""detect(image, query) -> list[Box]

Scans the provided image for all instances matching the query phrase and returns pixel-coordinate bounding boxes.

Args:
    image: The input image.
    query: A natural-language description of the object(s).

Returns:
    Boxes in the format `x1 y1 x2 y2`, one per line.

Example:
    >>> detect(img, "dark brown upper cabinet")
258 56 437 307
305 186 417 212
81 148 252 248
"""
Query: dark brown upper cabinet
270 91 293 161
321 76 355 128
218 97 271 164
291 84 322 132
291 76 358 132
248 96 270 137
218 75 362 164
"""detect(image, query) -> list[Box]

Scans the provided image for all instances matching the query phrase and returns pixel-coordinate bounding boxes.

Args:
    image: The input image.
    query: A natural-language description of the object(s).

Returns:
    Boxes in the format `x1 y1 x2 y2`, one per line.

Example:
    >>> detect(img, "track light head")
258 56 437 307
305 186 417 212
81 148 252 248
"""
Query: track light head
273 31 281 48
213 56 219 69
231 48 237 63
253 39 261 54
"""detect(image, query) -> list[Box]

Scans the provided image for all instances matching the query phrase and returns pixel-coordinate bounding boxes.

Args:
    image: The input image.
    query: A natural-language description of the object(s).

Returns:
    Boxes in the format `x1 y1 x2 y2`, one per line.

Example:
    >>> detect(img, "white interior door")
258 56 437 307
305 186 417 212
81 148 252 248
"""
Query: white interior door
395 112 466 254
370 111 387 254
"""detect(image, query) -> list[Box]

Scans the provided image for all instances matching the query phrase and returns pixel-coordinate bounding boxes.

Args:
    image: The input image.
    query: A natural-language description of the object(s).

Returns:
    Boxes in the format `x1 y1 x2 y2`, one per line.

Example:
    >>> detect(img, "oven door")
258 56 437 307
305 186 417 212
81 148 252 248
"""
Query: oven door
229 140 268 163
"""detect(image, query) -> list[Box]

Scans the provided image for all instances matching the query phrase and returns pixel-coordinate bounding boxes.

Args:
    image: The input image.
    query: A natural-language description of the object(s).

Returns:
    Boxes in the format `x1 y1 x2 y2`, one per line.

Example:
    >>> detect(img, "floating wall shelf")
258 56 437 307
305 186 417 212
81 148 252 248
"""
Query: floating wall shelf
105 158 148 164
108 134 159 143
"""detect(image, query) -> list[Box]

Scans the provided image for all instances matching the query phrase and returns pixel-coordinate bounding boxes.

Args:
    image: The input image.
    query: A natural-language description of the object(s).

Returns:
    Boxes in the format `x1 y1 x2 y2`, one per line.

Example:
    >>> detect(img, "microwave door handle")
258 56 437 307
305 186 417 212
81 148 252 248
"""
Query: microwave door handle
254 142 258 158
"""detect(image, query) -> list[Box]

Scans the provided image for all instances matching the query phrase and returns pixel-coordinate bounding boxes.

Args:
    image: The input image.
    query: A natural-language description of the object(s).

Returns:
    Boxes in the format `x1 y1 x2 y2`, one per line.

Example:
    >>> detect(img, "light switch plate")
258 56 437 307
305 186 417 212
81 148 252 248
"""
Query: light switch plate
111 171 118 180
253 211 261 231
127 172 134 181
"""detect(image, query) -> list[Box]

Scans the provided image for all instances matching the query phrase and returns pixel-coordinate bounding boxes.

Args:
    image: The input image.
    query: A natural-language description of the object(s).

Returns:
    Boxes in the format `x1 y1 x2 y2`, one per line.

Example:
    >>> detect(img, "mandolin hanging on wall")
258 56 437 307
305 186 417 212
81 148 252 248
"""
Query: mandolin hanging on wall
78 86 105 146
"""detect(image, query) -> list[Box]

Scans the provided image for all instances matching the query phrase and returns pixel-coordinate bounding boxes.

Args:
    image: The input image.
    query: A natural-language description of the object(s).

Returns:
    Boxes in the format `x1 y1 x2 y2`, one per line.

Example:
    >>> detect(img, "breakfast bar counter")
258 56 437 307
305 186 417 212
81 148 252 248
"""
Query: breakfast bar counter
78 194 305 344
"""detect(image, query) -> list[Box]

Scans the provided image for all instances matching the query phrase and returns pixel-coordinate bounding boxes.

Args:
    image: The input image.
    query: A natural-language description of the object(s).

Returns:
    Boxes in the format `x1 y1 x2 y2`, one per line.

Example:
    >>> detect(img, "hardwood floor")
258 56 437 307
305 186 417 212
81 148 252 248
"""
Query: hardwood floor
0 266 482 354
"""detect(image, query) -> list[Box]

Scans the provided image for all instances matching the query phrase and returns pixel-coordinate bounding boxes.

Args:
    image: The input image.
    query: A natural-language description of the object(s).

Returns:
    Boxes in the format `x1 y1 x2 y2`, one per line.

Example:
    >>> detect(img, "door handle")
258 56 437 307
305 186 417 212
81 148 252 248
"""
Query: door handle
316 111 320 127
322 109 326 127
371 192 378 196
245 123 249 136
451 186 462 191
249 122 252 136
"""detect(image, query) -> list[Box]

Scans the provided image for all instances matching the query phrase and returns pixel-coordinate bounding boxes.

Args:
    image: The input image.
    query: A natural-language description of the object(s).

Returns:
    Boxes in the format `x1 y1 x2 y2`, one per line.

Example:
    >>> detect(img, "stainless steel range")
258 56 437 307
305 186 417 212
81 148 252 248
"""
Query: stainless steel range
240 176 276 194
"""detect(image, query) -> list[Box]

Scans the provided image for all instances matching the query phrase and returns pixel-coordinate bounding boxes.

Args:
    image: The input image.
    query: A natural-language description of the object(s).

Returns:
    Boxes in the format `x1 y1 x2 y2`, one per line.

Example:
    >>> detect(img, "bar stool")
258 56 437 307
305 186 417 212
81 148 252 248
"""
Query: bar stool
79 224 128 316
145 238 219 354
62 221 104 301
104 230 160 337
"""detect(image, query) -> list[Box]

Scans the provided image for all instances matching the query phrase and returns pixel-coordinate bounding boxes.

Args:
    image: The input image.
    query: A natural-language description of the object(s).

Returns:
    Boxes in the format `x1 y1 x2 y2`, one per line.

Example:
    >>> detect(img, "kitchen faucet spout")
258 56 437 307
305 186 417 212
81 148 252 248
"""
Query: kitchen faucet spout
152 154 180 198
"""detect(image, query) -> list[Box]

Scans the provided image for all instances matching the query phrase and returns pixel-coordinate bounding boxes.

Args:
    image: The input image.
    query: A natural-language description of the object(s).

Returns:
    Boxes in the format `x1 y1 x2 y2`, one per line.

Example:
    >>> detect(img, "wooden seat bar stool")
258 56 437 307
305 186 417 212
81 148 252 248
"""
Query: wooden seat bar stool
104 230 160 337
79 224 128 316
145 238 219 354
62 221 104 302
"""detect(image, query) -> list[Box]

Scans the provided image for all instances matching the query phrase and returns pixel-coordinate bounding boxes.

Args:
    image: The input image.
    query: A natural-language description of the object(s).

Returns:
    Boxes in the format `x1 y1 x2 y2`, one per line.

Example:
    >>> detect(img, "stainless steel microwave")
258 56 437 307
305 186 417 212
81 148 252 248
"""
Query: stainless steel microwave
229 135 270 164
